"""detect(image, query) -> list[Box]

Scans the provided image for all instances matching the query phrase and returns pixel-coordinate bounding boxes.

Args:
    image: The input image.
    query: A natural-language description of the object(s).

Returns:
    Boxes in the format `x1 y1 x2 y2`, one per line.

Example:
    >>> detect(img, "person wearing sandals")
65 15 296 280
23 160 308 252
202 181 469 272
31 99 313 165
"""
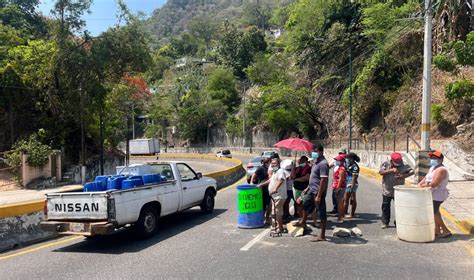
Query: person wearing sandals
344 152 360 219
379 152 414 229
296 145 329 242
259 158 287 236
332 154 347 223
418 150 452 238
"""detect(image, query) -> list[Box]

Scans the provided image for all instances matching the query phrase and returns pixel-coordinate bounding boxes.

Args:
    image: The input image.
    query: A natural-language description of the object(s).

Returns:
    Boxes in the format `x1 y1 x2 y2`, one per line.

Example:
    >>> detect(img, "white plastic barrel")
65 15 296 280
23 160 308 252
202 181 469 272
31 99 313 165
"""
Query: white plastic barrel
394 186 435 243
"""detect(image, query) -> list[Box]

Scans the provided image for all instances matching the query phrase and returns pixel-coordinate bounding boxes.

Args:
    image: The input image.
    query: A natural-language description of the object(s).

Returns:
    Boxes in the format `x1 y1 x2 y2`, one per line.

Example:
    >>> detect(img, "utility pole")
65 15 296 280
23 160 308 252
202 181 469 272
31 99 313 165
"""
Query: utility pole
421 0 433 151
417 0 433 182
131 103 135 140
99 108 104 175
348 47 353 152
242 82 246 147
80 85 86 184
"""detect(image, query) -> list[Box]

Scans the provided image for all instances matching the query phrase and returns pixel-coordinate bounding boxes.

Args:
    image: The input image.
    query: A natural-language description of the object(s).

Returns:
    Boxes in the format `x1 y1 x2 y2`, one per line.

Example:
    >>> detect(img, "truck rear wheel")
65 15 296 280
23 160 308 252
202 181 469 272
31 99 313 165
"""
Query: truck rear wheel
135 205 159 238
200 190 215 214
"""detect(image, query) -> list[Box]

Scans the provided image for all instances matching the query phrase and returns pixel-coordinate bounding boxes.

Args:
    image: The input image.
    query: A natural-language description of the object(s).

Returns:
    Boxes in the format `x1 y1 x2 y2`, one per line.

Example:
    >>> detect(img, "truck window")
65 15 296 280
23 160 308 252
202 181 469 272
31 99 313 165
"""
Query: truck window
150 164 174 180
177 163 197 181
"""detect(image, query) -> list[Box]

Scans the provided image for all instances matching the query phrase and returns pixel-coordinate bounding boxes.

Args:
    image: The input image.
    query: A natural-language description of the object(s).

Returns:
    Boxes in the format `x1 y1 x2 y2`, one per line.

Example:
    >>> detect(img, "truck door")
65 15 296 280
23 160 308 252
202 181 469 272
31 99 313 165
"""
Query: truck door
177 163 204 209
150 163 179 215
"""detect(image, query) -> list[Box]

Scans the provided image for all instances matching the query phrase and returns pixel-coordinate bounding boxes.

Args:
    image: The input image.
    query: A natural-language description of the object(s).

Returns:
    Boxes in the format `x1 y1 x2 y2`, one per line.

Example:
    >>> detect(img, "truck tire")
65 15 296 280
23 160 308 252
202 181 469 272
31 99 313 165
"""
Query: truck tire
200 190 215 214
135 205 159 238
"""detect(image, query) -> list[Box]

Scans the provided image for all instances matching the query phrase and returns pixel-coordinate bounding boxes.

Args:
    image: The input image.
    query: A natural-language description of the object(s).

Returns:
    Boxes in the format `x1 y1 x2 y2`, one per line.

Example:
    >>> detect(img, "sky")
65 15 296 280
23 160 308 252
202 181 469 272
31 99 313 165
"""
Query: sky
38 0 167 35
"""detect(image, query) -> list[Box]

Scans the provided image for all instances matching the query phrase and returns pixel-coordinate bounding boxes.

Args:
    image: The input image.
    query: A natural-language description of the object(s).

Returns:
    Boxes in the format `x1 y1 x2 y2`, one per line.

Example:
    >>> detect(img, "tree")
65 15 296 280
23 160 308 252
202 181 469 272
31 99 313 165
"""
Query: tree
218 27 267 79
188 16 218 52
206 67 239 112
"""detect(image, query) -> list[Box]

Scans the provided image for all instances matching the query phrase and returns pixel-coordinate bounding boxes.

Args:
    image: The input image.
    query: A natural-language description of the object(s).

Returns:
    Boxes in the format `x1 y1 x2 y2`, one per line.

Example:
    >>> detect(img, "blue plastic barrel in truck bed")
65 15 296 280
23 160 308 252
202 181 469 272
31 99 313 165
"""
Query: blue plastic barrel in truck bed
107 176 125 190
122 178 144 190
236 185 264 228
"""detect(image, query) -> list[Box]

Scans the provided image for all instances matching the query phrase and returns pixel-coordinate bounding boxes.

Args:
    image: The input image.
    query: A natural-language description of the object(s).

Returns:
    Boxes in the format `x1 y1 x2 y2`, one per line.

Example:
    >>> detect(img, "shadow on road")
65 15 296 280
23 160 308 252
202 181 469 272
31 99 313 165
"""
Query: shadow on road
53 208 227 255
328 236 368 245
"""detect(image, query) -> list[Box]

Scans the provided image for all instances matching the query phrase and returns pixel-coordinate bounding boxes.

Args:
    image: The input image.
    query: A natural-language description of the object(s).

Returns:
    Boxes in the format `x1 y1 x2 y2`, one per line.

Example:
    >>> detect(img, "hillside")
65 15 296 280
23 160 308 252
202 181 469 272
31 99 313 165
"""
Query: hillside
146 0 293 42
141 0 473 150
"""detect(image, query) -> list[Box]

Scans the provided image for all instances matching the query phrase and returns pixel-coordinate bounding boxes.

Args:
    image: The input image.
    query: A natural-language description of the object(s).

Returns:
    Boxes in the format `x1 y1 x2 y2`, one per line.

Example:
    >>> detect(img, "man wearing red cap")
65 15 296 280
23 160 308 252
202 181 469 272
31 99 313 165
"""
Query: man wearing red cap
379 152 414 228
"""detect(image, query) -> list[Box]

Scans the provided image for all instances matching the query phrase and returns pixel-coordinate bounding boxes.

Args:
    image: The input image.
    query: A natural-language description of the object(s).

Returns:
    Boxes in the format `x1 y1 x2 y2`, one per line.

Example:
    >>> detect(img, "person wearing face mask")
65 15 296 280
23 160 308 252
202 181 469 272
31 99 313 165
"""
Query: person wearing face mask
329 149 347 214
332 154 347 223
344 152 360 219
418 150 451 238
296 145 329 242
251 157 272 224
379 152 414 229
290 156 311 220
259 158 287 235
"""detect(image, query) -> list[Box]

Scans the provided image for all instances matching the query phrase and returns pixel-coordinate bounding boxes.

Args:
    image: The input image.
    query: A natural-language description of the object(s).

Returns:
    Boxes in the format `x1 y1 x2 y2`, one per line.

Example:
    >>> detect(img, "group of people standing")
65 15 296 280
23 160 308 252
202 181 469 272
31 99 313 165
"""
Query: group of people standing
251 146 362 242
250 145 452 241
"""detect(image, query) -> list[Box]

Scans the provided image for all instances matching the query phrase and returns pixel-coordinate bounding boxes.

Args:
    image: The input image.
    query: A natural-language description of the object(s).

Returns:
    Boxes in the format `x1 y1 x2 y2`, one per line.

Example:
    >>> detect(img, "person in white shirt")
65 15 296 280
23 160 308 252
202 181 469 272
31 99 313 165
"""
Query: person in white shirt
259 158 286 235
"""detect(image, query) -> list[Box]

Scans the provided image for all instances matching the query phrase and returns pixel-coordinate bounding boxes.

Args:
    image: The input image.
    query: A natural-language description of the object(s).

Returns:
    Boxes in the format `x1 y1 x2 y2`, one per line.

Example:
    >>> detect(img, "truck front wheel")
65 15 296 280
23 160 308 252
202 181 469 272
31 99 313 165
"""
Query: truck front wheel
135 206 159 238
200 190 215 214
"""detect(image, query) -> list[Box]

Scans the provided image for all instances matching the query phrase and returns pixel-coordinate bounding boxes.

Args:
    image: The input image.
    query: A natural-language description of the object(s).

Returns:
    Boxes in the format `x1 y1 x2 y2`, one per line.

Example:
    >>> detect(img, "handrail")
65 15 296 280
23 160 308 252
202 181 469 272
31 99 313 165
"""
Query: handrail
408 134 421 149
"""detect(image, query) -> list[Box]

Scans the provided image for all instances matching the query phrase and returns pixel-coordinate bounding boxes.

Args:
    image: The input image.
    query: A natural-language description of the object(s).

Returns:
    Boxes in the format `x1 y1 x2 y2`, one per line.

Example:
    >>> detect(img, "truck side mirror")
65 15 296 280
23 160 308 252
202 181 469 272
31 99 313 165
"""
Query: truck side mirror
196 172 202 179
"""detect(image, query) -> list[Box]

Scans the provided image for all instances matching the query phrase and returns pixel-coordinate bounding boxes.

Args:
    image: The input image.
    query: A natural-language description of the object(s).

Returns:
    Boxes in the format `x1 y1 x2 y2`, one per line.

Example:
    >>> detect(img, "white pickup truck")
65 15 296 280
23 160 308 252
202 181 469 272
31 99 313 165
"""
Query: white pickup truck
40 162 217 238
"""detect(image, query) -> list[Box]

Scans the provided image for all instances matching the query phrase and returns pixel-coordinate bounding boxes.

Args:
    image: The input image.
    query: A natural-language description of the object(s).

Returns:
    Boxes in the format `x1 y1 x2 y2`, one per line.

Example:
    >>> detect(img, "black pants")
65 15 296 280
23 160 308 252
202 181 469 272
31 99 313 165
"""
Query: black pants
332 189 337 211
381 195 394 225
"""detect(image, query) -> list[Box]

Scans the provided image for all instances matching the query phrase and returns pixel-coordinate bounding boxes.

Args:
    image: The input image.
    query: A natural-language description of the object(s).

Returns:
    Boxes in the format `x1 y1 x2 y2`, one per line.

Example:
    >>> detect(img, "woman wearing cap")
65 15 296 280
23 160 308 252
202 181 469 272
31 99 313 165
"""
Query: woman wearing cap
332 154 347 223
344 152 360 219
418 150 451 238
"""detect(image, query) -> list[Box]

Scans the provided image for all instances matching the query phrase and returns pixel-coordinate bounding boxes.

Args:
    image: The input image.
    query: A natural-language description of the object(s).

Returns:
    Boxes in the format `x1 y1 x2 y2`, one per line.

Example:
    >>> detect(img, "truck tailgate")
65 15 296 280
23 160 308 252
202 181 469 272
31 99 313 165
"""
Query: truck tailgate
46 192 109 220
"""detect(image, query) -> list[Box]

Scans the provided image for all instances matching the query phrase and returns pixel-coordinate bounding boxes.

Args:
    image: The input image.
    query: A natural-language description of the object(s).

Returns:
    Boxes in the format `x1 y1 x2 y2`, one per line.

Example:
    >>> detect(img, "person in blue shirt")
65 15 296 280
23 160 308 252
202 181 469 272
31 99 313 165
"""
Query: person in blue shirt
295 145 329 242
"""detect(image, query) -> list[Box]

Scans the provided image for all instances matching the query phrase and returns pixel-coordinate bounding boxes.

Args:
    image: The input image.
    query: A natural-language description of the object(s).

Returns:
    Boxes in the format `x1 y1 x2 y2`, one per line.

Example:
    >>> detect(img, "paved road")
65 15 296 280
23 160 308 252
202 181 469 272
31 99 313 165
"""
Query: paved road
0 166 472 279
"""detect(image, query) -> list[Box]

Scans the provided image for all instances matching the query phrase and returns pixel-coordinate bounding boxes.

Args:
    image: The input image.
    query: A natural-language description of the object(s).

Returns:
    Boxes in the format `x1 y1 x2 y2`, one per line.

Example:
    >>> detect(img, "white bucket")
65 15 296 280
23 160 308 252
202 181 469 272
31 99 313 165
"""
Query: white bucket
394 186 435 243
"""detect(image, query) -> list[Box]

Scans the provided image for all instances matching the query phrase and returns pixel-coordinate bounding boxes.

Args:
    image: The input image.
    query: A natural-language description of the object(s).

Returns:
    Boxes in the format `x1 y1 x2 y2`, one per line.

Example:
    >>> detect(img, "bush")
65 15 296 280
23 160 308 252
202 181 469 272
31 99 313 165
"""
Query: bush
5 134 52 168
445 79 474 101
433 54 456 72
431 104 444 123
454 32 474 66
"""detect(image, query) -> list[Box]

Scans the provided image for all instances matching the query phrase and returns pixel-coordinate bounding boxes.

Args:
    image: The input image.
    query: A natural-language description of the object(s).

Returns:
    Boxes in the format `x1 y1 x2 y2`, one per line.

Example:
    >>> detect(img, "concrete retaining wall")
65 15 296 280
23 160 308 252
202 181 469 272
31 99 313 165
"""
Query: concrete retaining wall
0 155 245 252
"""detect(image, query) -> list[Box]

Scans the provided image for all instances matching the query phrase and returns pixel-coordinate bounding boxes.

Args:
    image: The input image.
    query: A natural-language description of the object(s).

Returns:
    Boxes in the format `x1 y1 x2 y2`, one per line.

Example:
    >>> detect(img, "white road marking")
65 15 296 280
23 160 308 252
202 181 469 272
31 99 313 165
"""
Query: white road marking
240 229 270 251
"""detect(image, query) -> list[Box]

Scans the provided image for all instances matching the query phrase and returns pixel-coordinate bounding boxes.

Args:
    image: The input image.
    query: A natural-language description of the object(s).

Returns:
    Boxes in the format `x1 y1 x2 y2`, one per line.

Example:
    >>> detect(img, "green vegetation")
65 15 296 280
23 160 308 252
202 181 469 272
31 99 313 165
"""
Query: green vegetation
433 54 456 72
5 132 52 168
431 104 444 123
1 0 473 161
445 79 474 101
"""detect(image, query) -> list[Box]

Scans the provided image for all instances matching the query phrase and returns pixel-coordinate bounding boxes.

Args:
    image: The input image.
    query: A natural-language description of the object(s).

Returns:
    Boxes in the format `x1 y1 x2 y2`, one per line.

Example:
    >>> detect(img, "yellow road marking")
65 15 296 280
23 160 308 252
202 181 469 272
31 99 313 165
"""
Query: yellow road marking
0 236 81 261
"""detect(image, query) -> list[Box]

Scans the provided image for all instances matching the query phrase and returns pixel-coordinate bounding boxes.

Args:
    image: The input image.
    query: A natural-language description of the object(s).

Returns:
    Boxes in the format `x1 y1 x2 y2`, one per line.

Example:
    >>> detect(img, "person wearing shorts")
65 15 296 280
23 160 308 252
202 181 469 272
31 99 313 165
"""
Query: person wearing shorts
418 150 451 238
344 152 360 219
295 145 329 242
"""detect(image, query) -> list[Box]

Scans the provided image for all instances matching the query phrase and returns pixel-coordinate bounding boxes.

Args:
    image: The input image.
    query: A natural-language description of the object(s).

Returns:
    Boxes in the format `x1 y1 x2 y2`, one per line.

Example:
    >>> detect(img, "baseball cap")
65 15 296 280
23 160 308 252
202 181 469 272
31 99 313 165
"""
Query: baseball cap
428 150 444 159
280 159 293 177
390 152 403 166
334 154 346 161
338 148 347 155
